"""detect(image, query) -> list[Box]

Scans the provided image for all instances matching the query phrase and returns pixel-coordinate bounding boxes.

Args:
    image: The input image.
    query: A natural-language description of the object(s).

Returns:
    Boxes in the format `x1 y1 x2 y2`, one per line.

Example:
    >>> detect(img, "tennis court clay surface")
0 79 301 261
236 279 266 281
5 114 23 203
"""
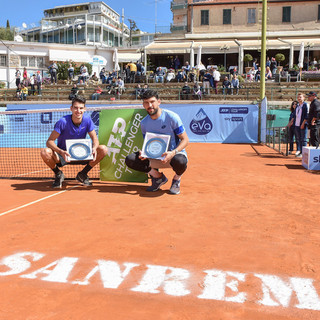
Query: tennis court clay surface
0 143 319 320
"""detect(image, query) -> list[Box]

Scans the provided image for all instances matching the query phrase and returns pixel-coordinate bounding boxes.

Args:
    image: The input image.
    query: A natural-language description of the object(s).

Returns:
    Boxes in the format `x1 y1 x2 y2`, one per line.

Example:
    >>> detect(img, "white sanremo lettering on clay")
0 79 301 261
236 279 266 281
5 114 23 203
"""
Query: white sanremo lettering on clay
255 274 320 311
131 265 190 296
0 252 45 276
198 270 246 303
21 257 78 283
73 260 139 288
1 251 320 312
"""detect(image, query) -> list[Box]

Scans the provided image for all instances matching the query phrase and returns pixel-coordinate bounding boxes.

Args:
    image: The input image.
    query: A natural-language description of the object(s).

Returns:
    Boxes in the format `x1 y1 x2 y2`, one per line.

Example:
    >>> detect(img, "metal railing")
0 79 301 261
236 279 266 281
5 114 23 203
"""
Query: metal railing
265 126 289 155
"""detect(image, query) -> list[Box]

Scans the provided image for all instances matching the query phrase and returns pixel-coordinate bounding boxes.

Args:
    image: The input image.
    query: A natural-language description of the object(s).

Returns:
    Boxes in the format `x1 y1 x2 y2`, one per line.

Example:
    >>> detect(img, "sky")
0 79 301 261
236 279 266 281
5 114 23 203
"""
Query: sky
0 0 172 33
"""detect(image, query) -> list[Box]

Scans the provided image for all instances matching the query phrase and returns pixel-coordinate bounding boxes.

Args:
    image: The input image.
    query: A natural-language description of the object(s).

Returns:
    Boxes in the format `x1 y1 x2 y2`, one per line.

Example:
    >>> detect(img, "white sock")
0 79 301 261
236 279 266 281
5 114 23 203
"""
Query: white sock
173 174 181 181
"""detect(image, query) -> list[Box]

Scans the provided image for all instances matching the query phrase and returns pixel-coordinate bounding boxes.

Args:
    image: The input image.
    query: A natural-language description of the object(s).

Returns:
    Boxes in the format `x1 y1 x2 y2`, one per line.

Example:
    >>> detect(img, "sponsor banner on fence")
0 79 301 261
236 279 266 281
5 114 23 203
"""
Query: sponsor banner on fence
162 104 259 143
98 108 148 183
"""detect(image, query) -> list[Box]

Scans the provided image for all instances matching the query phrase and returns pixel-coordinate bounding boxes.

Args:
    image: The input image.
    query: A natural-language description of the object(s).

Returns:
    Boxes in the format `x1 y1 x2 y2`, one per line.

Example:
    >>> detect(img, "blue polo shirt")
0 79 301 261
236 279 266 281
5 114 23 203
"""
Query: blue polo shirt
54 114 95 150
141 109 186 154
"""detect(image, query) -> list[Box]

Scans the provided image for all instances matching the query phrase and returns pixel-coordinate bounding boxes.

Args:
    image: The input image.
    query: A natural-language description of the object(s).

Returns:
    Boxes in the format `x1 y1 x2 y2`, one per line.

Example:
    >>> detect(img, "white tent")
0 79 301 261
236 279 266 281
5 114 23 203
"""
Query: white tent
190 42 194 68
196 44 202 68
113 48 120 71
298 42 304 69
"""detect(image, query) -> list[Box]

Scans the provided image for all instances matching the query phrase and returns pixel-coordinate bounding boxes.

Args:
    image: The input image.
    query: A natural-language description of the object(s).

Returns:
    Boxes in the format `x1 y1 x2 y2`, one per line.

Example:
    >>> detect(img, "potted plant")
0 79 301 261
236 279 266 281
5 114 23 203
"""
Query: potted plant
244 54 253 73
275 53 285 70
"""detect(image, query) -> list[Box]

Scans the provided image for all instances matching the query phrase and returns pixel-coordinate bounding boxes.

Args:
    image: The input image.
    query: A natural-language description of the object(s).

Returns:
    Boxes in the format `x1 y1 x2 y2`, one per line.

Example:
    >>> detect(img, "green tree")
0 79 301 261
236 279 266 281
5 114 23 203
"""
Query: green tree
244 54 253 67
0 27 14 40
128 19 139 47
275 53 285 66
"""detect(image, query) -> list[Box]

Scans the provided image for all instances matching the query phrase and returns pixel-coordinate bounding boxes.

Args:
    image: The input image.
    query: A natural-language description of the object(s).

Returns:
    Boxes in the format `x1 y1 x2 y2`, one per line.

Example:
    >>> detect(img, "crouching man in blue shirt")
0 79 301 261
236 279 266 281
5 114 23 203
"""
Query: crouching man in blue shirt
125 90 189 195
41 96 108 188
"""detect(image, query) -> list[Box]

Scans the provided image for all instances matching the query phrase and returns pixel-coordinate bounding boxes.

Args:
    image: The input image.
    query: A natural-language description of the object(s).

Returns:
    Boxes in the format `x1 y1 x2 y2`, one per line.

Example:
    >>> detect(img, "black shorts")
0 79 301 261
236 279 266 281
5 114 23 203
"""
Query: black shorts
57 153 89 167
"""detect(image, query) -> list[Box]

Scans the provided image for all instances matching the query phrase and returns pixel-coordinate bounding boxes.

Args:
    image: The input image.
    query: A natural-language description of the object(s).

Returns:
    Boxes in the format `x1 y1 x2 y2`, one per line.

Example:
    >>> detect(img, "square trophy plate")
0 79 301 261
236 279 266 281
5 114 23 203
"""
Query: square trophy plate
141 132 170 160
66 139 94 161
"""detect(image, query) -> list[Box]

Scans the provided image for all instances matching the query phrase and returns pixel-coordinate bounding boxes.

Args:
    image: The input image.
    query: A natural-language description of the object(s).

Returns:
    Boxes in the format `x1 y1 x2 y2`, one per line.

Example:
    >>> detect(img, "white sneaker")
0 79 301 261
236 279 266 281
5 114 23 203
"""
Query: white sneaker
295 151 300 156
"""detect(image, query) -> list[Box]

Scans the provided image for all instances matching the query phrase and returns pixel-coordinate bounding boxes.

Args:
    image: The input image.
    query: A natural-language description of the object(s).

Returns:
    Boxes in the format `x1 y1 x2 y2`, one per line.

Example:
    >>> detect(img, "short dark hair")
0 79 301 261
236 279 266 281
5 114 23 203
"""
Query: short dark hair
72 95 86 106
142 89 159 100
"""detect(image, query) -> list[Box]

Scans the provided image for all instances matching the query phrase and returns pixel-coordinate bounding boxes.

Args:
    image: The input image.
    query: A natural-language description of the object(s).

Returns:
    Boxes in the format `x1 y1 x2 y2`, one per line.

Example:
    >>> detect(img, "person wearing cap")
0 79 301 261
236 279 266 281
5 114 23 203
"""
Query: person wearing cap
307 91 320 148
294 93 308 157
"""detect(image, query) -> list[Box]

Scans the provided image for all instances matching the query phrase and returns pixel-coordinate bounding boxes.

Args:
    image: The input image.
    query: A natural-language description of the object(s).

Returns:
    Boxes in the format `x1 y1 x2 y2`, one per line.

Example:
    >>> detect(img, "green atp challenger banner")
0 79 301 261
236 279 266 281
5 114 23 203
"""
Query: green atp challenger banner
99 108 148 183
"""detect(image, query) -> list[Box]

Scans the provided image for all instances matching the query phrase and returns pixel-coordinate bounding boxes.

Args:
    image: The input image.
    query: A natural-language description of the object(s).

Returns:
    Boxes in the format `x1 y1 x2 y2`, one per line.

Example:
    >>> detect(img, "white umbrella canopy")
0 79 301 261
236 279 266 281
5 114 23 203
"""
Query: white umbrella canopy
190 43 194 68
196 44 202 68
113 48 120 71
298 42 304 69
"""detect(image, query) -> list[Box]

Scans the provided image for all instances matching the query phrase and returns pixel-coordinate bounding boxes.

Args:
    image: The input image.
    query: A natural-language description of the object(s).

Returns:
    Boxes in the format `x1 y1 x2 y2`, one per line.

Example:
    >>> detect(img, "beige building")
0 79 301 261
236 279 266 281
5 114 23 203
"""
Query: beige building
145 0 320 73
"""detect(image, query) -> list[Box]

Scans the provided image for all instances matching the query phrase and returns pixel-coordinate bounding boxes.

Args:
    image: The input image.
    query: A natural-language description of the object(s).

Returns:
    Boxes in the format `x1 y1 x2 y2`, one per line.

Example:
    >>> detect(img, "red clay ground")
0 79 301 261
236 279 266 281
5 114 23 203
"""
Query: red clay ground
0 143 319 320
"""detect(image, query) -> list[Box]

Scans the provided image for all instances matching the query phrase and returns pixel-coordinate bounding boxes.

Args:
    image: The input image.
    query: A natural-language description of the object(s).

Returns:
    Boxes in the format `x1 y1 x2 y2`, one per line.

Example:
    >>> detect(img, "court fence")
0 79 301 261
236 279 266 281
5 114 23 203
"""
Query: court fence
265 126 290 155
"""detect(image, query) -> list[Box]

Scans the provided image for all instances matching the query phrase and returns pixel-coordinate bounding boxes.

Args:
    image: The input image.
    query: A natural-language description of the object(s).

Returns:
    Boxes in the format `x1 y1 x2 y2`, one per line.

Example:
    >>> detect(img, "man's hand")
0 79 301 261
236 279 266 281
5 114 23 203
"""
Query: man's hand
92 147 97 161
60 150 71 162
138 150 147 161
161 151 176 164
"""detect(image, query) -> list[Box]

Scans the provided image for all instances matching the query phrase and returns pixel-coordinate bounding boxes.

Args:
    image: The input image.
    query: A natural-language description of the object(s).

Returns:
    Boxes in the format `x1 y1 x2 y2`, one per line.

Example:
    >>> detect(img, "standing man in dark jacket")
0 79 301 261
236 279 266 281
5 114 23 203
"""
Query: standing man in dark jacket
307 91 320 148
294 92 309 157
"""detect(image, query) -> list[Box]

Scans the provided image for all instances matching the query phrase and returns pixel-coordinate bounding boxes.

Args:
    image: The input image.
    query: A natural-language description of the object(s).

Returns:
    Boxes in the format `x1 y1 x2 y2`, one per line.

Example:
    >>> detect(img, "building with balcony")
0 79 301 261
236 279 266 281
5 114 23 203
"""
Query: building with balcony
20 2 130 47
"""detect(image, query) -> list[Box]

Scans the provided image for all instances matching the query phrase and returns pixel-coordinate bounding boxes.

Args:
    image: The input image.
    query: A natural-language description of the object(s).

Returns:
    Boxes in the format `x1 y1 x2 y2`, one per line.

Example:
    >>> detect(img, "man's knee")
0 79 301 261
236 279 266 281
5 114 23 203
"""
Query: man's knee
40 147 53 160
125 152 139 169
170 154 188 175
97 145 108 157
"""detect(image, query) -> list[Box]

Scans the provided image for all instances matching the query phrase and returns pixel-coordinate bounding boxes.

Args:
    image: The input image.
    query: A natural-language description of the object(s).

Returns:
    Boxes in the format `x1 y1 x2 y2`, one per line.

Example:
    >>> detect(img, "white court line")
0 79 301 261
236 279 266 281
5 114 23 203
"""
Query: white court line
0 186 79 218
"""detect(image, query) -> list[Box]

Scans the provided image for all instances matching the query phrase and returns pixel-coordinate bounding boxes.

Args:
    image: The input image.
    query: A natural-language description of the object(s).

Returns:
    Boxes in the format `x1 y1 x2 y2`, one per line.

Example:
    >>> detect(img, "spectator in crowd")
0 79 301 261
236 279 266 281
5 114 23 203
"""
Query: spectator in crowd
30 74 36 96
230 66 238 78
155 67 166 83
107 77 118 94
166 69 175 82
68 63 74 84
180 82 191 100
287 101 297 154
271 57 277 76
222 76 231 95
307 91 320 148
294 93 308 157
174 55 181 71
69 83 79 100
136 61 144 82
49 61 58 85
36 71 42 96
99 67 106 84
311 58 318 69
79 64 88 85
266 56 271 68
253 58 259 70
91 85 103 100
203 69 213 95
116 77 125 95
189 67 197 83
193 82 202 100
141 84 148 96
16 84 22 100
90 72 99 82
135 84 143 99
248 67 256 82
212 66 220 94
183 61 191 75
123 64 130 83
105 72 113 85
176 69 187 83
265 66 272 80
231 74 240 95
15 68 21 88
255 67 261 82
23 67 28 83
198 62 206 82
21 84 28 100
128 61 137 83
